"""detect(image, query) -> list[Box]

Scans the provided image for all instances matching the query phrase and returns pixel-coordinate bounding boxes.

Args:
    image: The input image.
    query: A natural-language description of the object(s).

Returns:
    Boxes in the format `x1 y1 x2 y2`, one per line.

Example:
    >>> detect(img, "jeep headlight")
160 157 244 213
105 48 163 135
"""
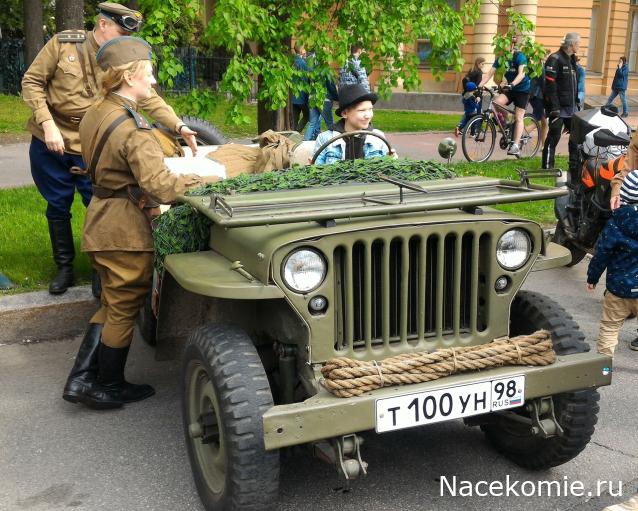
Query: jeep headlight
496 229 531 270
282 248 326 293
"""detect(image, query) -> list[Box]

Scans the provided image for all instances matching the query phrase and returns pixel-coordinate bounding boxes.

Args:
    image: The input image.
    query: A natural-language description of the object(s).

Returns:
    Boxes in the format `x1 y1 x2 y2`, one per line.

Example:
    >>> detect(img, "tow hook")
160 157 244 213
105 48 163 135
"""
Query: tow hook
495 397 564 438
528 397 564 438
313 434 368 488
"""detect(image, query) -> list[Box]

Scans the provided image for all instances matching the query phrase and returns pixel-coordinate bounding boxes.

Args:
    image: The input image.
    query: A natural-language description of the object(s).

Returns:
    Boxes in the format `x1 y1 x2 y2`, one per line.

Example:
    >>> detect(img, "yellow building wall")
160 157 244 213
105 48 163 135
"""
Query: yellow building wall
376 0 635 97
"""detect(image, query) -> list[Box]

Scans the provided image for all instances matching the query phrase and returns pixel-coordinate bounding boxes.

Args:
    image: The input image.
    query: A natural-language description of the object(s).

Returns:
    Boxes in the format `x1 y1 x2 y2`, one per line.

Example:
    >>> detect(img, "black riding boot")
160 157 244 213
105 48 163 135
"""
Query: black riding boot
48 219 75 294
91 269 102 298
62 323 102 403
81 344 155 410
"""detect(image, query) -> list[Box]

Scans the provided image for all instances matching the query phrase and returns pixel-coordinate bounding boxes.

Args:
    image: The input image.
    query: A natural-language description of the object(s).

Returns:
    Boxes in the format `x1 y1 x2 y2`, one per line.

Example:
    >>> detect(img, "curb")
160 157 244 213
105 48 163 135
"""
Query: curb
0 285 98 345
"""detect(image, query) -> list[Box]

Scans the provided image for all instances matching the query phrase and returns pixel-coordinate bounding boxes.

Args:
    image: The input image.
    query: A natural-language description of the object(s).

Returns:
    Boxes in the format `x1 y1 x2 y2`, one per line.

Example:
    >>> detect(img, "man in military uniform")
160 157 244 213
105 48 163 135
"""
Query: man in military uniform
21 2 198 296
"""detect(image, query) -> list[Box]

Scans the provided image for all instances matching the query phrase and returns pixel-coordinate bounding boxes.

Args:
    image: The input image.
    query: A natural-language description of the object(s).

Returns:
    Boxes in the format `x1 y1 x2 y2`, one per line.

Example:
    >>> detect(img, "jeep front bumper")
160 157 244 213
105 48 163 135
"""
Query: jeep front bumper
262 352 611 450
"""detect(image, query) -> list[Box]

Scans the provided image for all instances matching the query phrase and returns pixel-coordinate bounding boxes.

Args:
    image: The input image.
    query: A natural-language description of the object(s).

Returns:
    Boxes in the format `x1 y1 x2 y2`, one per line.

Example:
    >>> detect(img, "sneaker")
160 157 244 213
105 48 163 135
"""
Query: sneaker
603 495 638 511
630 337 638 351
622 112 629 118
507 143 520 156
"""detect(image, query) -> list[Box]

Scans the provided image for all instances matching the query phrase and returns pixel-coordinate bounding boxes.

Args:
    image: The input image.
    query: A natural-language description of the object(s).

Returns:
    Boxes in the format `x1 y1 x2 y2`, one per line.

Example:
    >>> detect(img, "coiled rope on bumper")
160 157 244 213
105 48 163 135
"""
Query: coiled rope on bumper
320 330 556 398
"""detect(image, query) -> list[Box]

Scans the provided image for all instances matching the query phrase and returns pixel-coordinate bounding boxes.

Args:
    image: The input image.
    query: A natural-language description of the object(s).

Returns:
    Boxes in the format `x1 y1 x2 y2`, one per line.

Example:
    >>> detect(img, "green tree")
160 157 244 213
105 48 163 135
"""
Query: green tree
203 0 483 129
492 9 546 79
137 0 200 88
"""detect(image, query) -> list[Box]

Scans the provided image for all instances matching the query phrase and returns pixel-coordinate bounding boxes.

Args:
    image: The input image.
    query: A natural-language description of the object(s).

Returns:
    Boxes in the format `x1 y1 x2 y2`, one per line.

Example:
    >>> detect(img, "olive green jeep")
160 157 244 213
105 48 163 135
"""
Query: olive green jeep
144 140 611 511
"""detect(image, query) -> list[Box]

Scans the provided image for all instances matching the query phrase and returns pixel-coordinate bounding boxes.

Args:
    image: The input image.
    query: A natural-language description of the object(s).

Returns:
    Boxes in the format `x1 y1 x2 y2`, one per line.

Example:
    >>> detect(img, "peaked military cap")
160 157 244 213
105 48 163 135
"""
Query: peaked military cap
97 2 143 32
96 36 153 70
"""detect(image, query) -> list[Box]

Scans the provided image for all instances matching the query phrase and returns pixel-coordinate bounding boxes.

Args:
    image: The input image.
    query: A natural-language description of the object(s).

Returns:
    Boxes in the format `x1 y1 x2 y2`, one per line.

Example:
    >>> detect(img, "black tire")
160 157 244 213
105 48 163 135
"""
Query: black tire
182 324 279 511
462 115 496 162
553 222 587 267
481 291 600 470
137 292 157 346
519 113 541 158
180 116 228 146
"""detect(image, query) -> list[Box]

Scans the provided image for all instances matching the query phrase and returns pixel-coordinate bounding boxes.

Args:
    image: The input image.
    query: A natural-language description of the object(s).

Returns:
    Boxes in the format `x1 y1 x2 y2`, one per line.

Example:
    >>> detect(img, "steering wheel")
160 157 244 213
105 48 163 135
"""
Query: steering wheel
310 129 394 164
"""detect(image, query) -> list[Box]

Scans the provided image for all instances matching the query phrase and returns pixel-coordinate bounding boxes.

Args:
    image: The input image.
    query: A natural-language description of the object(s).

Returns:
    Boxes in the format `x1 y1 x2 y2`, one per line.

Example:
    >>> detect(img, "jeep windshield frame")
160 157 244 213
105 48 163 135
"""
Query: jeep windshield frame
178 176 566 228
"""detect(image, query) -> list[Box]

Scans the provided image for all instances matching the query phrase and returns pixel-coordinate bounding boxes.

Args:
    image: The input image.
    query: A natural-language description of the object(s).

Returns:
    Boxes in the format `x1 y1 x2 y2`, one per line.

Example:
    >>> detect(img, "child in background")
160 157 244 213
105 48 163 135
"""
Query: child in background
454 81 481 137
586 170 638 357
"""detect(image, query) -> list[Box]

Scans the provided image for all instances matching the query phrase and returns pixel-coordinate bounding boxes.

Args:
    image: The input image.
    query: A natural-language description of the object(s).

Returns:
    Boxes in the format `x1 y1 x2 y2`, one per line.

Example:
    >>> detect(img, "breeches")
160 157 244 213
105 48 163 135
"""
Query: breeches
29 136 92 220
597 291 638 357
89 251 154 348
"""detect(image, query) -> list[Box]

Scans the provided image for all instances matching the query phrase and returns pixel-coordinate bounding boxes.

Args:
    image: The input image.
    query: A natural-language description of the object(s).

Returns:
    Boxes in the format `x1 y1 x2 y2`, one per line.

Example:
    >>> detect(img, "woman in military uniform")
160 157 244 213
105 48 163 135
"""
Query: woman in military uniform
21 2 199 296
62 36 215 409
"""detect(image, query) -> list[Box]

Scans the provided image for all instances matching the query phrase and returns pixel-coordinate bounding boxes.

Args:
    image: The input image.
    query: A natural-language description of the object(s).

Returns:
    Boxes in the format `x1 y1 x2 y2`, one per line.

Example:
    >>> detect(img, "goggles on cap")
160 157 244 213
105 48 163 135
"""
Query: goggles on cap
101 11 143 32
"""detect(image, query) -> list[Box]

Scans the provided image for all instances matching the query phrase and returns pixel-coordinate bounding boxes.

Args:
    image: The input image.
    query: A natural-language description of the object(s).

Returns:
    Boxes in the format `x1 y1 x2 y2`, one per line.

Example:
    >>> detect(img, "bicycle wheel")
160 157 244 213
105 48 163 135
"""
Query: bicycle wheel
462 115 496 162
519 114 541 158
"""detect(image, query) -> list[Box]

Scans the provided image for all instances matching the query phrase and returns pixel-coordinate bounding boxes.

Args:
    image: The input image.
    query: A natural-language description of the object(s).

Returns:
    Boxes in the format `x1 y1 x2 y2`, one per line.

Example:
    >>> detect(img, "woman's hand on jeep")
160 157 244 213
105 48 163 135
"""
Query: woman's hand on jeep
179 125 198 156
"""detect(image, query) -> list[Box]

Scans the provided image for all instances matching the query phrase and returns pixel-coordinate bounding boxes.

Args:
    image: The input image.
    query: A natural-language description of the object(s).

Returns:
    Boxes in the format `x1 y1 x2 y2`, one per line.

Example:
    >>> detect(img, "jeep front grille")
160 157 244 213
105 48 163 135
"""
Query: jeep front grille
333 231 490 352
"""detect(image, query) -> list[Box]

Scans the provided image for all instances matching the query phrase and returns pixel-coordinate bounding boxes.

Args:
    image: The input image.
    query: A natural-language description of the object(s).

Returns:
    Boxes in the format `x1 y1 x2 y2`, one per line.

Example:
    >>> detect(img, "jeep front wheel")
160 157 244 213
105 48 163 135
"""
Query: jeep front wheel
182 323 279 510
481 291 600 470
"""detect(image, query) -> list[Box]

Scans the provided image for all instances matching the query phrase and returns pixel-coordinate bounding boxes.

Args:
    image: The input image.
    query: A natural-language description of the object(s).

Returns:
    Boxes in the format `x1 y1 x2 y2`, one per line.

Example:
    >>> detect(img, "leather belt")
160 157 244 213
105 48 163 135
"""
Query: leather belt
49 106 83 125
92 185 161 209
92 185 129 199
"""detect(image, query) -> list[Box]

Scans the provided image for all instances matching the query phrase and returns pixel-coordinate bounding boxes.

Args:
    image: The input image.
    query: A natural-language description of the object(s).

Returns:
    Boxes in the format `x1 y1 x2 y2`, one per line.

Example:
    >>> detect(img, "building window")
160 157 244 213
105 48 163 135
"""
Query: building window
416 0 460 67
416 40 433 67
588 0 610 73
629 4 638 72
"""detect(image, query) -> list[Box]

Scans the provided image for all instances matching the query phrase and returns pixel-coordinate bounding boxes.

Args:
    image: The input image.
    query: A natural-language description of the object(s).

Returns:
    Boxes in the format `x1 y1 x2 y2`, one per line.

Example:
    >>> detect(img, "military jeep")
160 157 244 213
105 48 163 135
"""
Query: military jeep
146 138 611 511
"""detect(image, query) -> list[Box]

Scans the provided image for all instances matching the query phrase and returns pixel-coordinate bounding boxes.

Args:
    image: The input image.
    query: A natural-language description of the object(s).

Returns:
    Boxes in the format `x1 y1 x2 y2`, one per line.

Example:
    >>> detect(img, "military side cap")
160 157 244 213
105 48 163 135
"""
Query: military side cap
97 2 143 32
96 36 153 70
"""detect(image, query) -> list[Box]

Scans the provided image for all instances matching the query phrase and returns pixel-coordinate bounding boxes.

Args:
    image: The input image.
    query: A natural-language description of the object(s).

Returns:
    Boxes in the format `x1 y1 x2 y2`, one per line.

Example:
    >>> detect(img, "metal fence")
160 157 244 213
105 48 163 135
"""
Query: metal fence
159 47 233 94
0 41 251 96
0 39 26 94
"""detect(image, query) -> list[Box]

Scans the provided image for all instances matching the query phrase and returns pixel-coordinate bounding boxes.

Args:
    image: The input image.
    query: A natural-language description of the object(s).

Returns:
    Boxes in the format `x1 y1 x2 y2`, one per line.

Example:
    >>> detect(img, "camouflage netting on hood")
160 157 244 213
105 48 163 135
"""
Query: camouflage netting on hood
153 158 456 273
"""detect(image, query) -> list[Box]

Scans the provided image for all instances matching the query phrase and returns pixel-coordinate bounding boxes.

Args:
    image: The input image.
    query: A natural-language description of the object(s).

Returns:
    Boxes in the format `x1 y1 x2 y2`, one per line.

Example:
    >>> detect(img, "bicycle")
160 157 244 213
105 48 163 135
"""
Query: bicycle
461 86 541 163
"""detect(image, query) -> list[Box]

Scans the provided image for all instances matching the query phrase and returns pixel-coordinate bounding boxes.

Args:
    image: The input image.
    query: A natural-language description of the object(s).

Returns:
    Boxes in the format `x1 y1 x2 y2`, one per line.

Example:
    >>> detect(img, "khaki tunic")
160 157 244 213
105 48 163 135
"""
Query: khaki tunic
79 94 203 252
22 30 182 155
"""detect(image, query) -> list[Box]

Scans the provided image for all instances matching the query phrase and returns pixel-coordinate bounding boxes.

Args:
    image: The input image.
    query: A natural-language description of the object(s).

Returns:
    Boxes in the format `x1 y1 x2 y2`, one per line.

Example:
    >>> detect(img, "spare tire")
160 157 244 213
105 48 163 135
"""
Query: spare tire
179 116 227 146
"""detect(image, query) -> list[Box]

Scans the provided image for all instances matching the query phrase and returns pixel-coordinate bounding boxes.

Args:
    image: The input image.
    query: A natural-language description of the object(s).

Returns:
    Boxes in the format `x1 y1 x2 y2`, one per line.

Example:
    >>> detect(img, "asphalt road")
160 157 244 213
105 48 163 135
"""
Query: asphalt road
1 261 637 511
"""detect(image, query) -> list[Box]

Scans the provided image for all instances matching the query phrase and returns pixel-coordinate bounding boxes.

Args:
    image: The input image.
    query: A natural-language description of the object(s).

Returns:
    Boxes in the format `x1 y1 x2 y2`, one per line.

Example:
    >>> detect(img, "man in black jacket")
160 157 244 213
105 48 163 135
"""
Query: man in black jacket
542 32 580 171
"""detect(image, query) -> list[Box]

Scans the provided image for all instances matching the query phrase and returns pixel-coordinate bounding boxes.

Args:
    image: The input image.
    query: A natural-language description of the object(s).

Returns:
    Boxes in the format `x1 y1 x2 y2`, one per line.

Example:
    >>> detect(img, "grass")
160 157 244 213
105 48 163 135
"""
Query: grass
166 94 459 137
454 155 567 227
1 93 459 138
0 94 31 134
0 156 565 295
0 188 92 293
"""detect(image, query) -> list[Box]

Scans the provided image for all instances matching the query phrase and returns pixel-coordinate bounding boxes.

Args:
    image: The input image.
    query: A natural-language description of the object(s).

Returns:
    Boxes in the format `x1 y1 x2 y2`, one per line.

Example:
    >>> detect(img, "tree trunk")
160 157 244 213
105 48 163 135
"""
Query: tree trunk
55 0 84 32
256 41 292 134
22 0 44 67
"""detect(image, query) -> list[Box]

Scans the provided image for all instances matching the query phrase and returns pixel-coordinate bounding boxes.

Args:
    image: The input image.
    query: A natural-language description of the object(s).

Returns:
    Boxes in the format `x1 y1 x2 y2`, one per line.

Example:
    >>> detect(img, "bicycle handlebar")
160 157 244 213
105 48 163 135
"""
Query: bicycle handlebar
476 85 509 96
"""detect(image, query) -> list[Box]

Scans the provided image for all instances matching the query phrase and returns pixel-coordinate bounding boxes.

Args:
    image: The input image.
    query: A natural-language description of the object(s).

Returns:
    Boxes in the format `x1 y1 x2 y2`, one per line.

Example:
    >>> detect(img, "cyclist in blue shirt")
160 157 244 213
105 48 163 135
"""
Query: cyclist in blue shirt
479 36 531 157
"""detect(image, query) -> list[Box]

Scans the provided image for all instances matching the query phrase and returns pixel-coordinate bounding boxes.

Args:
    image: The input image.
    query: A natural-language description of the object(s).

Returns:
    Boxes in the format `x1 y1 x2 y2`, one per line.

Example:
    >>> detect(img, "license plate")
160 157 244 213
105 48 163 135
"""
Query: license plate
375 375 525 433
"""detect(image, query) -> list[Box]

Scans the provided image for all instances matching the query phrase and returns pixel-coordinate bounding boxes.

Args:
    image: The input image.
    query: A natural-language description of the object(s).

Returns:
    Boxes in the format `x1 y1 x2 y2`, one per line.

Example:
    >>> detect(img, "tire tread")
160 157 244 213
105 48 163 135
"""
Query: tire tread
183 323 279 510
483 291 600 470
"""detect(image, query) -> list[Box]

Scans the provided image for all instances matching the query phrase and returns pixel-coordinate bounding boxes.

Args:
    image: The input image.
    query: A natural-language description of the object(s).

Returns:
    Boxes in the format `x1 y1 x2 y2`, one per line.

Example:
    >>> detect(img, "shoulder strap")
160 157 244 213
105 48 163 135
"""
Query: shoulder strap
122 104 152 130
75 42 94 98
57 30 86 43
87 113 131 183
